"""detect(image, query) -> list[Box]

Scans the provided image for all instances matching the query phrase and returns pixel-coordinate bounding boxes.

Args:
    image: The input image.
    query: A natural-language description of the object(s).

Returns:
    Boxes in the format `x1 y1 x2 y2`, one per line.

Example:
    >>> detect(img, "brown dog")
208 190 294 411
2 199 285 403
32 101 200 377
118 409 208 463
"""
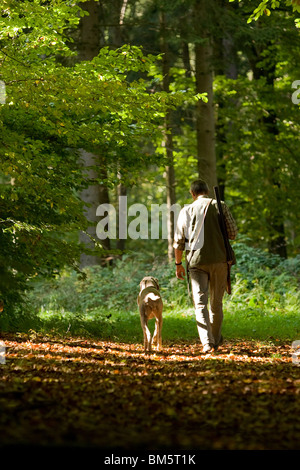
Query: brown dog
137 276 163 352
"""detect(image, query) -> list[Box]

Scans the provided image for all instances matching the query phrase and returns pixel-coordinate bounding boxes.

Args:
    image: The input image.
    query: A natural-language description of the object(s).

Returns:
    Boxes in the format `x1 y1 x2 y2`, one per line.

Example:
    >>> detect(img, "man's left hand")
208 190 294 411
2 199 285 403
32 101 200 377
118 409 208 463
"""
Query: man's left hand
176 264 186 280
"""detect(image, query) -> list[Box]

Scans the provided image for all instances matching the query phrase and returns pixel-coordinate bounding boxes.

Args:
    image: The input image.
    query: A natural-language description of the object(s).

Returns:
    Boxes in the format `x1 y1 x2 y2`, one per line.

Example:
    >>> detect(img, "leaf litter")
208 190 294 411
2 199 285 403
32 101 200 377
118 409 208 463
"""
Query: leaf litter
0 332 299 451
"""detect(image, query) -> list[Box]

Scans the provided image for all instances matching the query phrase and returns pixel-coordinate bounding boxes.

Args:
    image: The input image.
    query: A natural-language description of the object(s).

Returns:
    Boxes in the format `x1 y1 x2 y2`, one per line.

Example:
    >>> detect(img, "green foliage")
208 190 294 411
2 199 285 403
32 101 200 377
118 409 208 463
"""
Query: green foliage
3 242 297 342
214 52 300 253
232 0 300 25
0 1 204 313
224 241 300 339
25 252 189 315
1 0 300 324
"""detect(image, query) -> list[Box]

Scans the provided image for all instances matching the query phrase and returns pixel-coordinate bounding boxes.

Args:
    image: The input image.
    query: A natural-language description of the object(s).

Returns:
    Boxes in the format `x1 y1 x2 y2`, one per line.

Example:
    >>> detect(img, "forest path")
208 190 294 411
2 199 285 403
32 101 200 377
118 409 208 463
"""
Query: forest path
0 333 299 452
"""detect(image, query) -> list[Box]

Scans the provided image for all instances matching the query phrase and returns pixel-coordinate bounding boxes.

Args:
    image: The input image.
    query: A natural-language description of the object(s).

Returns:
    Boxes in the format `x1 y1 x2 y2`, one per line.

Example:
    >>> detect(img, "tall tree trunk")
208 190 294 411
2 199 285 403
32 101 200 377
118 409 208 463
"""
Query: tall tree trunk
78 1 111 268
214 22 238 200
78 1 101 60
108 0 128 48
107 0 128 254
160 10 176 262
194 1 217 197
116 175 127 252
79 152 110 268
182 41 192 78
165 154 176 262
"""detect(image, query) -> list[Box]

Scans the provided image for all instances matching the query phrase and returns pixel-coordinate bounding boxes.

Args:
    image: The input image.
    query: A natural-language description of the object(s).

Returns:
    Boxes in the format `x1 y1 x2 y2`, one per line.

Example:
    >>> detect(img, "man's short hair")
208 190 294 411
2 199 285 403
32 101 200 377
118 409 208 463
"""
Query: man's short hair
190 179 209 195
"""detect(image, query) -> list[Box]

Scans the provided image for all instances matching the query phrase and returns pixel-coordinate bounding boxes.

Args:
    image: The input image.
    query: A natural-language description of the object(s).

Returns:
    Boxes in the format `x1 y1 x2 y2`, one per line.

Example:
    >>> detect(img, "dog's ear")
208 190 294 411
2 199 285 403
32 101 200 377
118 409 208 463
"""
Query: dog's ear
140 277 149 289
152 277 160 289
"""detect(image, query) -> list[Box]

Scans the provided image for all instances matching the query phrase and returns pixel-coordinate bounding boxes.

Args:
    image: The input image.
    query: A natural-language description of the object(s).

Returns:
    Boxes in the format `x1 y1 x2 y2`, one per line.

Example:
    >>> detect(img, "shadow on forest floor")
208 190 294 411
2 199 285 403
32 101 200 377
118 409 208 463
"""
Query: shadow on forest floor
0 332 299 453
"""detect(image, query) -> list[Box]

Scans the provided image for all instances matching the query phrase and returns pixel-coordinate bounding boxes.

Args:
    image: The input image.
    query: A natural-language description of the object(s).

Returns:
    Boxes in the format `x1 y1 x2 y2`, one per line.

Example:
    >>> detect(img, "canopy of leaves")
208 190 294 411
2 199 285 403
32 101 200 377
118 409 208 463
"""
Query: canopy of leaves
0 0 203 311
230 0 300 26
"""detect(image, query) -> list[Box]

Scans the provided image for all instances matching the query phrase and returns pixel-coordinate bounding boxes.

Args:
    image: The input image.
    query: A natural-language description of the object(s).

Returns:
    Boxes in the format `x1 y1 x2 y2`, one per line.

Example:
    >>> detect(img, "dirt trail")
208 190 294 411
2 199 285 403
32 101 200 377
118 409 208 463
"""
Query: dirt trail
0 333 299 451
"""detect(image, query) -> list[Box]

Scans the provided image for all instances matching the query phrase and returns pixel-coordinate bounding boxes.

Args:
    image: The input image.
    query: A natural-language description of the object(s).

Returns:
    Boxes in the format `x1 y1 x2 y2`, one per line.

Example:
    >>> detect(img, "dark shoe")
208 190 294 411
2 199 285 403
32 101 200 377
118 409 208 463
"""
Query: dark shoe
214 335 224 351
203 343 214 353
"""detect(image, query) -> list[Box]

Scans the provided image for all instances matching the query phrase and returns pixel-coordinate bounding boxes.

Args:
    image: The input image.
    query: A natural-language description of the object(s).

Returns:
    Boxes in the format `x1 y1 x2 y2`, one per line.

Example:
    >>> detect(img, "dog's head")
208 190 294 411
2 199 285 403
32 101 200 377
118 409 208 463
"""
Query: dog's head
139 276 160 292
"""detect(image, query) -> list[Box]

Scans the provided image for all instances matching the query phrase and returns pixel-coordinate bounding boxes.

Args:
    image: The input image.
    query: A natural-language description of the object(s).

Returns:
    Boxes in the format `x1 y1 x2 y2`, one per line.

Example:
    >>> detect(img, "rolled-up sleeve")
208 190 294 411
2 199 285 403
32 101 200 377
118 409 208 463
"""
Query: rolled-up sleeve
223 203 238 240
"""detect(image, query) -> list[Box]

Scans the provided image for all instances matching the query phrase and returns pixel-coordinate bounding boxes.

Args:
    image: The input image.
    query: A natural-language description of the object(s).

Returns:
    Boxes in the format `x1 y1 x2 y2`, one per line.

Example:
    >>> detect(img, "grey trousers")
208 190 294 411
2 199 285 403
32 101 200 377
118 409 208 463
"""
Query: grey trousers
189 262 228 348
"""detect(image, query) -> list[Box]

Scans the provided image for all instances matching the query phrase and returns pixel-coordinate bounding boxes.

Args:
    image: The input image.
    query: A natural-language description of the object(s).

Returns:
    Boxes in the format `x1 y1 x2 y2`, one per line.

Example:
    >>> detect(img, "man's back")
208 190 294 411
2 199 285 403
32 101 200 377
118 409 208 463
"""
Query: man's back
174 194 237 267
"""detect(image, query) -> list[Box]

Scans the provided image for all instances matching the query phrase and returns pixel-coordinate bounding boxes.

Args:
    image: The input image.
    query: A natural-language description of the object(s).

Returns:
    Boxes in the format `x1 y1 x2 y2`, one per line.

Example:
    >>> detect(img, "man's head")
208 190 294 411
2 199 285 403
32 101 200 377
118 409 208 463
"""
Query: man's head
190 180 209 199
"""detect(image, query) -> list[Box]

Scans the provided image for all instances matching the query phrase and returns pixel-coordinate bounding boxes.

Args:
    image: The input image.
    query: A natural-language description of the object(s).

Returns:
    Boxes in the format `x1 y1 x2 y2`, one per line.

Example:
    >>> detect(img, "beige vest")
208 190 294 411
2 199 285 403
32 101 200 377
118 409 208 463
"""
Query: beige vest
186 197 227 267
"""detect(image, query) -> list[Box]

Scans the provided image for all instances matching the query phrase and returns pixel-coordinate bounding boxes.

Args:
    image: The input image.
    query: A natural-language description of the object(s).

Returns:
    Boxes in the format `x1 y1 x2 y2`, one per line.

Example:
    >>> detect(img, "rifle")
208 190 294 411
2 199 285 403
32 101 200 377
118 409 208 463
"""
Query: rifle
213 186 234 295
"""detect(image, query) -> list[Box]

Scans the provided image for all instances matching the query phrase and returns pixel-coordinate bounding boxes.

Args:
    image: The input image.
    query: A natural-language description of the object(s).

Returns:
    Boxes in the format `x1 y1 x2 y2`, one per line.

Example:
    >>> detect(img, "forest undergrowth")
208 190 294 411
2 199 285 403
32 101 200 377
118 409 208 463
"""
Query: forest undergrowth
1 242 300 451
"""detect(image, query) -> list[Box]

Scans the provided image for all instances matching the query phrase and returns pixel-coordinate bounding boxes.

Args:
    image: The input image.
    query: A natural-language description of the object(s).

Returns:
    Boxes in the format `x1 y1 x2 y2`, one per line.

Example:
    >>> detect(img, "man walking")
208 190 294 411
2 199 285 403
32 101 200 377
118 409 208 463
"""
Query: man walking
173 180 238 353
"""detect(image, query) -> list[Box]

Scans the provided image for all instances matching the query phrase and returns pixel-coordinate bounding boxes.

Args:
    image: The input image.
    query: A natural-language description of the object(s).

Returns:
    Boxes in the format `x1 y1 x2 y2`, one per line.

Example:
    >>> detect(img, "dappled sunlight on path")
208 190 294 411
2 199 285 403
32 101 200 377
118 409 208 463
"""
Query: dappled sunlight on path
0 333 299 451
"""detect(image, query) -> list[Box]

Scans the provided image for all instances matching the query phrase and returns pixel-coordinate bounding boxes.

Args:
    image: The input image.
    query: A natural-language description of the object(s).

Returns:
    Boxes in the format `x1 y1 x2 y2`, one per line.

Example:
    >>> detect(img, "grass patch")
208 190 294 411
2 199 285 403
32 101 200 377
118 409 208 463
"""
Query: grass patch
222 309 300 342
1 242 300 345
31 306 198 344
32 304 300 346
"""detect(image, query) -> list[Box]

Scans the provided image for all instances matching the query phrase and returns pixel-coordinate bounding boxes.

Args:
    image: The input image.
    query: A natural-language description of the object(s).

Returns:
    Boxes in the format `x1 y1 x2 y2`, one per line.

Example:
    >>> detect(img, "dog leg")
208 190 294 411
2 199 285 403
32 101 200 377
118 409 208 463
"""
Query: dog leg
152 321 157 349
140 314 152 352
144 324 152 352
153 317 162 351
157 318 162 350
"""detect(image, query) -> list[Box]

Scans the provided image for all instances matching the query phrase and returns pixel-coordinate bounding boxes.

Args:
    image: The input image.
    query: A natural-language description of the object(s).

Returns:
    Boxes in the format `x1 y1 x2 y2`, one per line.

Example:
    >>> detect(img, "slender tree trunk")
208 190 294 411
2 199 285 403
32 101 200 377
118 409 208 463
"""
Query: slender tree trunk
79 152 110 268
182 41 192 78
160 10 176 262
214 26 238 200
108 0 129 253
109 0 128 47
165 150 176 262
78 1 111 268
78 1 101 60
194 1 217 197
195 40 217 195
116 175 127 252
